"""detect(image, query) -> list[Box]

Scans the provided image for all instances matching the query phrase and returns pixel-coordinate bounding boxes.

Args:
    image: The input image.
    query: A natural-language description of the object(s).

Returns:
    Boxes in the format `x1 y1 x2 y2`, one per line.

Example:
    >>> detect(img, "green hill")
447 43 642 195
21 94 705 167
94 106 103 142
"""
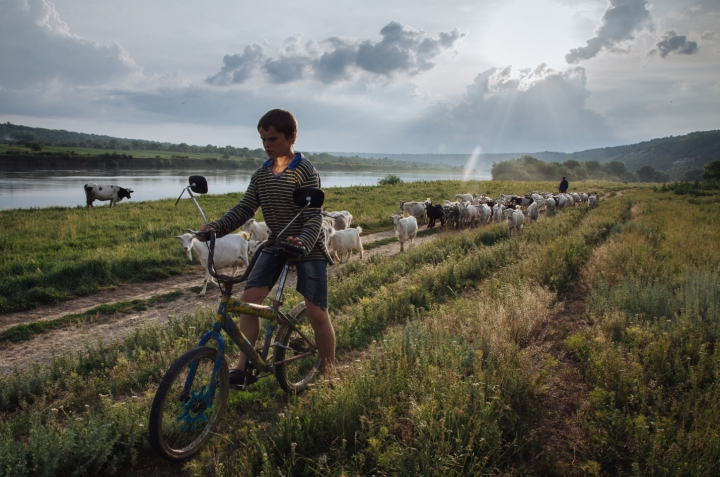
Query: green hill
2 122 719 178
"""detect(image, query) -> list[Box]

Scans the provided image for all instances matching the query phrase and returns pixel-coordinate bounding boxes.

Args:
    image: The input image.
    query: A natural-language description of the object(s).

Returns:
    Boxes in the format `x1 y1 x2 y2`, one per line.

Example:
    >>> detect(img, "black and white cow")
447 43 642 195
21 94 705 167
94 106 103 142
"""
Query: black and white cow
84 183 134 208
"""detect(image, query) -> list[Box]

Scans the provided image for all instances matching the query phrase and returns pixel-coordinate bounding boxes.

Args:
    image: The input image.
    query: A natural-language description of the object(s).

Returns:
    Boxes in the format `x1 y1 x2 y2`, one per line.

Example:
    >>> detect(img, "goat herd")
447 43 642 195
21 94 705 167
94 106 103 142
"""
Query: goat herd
174 191 599 296
390 190 600 254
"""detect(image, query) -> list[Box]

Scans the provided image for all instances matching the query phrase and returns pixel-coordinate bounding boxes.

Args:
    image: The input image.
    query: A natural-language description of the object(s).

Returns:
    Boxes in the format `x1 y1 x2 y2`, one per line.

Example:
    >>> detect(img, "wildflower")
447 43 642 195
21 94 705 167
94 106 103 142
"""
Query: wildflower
278 413 285 418
99 393 108 398
138 423 144 427
85 404 90 408
51 408 58 412
318 454 327 465
291 442 297 449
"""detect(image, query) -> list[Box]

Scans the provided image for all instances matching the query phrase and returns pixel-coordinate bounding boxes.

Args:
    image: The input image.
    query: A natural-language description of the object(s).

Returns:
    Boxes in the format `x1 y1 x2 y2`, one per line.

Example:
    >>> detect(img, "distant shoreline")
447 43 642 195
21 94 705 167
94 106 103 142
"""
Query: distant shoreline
0 155 456 172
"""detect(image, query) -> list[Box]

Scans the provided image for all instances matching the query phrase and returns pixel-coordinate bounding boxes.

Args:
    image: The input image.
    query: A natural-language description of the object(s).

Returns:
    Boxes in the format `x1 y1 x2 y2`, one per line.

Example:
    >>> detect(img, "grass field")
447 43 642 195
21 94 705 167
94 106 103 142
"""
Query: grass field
0 179 629 314
2 180 716 476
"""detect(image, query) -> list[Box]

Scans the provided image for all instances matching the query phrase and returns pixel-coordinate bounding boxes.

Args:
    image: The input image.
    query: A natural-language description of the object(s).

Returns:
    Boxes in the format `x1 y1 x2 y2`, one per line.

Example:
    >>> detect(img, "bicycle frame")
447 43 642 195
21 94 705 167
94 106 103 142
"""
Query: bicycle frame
181 249 318 401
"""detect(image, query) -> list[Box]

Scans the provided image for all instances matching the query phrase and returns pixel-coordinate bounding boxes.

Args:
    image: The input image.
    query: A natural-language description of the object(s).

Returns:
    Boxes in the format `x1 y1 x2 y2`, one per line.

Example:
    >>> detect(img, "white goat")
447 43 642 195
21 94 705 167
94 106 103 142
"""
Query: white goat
390 214 418 252
478 203 492 225
175 232 250 296
588 194 599 209
526 201 539 222
545 197 556 212
323 209 353 228
328 227 364 263
492 203 505 223
400 201 428 225
324 213 348 231
505 208 524 237
242 219 270 242
247 239 261 261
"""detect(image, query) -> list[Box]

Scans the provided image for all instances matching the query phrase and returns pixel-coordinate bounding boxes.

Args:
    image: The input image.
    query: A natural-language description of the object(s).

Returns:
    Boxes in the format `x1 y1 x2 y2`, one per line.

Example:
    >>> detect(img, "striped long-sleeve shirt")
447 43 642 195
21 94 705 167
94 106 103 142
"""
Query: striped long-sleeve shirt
208 153 333 264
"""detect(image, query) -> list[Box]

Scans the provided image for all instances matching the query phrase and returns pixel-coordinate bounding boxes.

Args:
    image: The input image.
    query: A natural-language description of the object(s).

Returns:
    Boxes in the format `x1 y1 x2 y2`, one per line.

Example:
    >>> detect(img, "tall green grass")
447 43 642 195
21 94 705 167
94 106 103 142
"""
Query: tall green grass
565 190 720 475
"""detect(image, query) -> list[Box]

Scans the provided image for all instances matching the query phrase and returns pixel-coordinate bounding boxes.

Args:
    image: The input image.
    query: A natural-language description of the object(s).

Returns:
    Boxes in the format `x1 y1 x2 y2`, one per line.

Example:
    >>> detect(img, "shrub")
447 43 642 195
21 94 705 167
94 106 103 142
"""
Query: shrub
378 174 402 185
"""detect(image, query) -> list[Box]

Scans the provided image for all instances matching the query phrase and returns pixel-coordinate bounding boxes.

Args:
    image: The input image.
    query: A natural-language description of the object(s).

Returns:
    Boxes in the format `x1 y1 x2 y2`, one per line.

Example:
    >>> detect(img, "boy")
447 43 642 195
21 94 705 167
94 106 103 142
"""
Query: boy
198 109 335 386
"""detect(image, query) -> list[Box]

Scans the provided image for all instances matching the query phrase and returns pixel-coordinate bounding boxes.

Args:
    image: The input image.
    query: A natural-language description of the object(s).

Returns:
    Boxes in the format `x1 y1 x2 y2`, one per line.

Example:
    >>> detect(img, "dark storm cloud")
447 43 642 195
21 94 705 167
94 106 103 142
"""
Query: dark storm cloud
314 38 358 83
0 0 139 89
566 0 652 64
354 21 465 74
205 21 466 85
206 44 266 85
651 31 699 58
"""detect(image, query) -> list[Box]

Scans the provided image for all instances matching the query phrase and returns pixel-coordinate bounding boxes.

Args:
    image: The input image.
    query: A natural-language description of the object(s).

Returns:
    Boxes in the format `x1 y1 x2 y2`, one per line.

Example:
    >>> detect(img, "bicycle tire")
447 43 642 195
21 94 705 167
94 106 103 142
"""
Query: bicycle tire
149 346 229 461
274 302 322 394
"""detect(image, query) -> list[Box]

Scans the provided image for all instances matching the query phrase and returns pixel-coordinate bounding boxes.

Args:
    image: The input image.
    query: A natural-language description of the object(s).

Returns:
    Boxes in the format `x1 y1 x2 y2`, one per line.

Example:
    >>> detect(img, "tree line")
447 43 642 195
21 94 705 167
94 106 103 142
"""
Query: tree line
491 155 671 183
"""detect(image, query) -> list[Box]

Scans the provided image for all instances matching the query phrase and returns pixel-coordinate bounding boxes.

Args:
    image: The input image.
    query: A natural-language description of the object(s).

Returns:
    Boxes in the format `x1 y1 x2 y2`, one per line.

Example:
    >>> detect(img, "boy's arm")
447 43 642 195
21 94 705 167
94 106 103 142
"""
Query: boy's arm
296 168 323 253
207 172 261 237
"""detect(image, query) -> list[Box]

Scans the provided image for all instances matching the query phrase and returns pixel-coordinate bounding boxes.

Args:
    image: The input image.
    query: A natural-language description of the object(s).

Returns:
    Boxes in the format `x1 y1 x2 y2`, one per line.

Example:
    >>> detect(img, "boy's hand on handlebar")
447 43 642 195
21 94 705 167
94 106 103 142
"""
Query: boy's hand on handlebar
285 236 306 257
196 224 215 242
286 236 303 248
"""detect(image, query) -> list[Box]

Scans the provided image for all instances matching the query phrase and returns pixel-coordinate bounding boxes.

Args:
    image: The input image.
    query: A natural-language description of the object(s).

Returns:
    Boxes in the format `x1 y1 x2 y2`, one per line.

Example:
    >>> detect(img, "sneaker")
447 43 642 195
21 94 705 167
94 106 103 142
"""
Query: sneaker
228 368 257 388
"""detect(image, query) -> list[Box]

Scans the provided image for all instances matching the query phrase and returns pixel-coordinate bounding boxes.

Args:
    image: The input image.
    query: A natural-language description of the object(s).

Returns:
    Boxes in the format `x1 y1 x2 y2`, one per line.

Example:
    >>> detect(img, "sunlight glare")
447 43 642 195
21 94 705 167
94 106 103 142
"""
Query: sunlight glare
463 146 483 181
483 0 578 69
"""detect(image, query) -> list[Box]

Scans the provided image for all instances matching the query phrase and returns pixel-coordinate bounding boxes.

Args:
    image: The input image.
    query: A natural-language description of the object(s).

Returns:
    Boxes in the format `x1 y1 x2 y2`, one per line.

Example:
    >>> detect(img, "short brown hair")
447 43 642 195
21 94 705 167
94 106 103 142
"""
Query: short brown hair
257 109 298 139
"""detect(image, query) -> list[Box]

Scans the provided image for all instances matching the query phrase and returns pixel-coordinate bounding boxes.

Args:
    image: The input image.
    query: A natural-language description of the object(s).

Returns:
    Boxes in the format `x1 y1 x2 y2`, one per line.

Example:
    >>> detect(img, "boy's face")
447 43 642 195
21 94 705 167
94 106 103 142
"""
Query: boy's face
258 126 295 159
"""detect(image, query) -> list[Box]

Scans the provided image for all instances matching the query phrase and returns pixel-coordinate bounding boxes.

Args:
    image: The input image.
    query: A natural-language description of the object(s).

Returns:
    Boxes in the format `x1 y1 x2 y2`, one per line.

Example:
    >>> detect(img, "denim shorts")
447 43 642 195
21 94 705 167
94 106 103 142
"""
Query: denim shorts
245 251 328 310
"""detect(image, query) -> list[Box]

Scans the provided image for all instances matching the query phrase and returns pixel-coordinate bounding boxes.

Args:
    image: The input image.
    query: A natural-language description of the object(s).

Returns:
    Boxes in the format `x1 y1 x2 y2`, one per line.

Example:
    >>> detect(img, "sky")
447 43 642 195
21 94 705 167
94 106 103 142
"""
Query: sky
0 0 718 154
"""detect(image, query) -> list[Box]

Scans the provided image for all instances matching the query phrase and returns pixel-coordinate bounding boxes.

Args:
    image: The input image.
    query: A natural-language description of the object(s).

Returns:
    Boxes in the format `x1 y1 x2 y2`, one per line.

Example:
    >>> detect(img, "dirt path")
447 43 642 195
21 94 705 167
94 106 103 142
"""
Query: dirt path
0 228 441 375
528 289 592 475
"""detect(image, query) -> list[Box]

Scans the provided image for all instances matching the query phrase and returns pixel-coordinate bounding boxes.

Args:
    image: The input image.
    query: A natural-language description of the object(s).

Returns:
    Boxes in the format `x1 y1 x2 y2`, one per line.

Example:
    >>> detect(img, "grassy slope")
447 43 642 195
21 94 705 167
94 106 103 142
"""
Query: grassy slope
0 179 630 313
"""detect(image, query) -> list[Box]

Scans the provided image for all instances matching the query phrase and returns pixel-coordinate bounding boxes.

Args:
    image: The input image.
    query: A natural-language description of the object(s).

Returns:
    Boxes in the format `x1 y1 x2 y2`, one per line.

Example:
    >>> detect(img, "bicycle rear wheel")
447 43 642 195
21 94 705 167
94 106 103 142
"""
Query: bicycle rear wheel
274 302 322 394
149 346 229 461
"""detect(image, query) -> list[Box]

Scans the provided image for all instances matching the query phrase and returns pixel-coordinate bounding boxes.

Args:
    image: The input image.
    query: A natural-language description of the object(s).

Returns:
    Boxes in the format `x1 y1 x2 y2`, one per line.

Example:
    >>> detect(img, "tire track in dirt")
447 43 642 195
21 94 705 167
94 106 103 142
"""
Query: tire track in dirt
0 228 440 375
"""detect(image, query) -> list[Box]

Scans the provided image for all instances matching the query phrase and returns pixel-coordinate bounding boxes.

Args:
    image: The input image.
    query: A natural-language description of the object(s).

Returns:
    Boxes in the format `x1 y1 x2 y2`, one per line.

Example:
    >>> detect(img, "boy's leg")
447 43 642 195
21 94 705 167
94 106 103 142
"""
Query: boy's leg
304 300 336 370
295 260 335 370
232 251 285 375
234 286 270 371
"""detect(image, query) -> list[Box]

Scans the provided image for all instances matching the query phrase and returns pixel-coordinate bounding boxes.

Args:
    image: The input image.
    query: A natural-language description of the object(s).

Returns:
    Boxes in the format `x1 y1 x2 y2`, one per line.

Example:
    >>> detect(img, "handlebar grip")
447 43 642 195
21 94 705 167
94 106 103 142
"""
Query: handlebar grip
282 242 305 257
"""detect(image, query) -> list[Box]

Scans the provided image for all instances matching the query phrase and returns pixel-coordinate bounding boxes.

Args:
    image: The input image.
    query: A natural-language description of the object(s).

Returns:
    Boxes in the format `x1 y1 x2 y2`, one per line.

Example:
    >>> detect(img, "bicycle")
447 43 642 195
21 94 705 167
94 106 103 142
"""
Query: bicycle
149 175 325 461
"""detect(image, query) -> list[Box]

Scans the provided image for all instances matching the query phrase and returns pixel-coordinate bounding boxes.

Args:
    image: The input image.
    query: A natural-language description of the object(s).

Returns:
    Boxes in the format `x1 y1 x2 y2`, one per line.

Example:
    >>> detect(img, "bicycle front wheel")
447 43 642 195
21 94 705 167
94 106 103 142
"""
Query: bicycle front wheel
274 302 322 394
149 346 229 461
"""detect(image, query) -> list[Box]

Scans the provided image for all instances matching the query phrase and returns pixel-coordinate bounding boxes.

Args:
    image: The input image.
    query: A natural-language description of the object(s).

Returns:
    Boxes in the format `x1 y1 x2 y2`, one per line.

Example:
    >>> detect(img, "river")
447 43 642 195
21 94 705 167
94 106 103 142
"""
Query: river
0 168 492 211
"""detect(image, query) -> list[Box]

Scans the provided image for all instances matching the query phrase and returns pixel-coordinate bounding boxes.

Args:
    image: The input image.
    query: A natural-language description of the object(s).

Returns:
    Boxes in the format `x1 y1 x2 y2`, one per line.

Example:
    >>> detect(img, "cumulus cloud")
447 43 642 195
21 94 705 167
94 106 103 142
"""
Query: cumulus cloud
0 0 140 89
701 31 715 41
406 64 615 153
206 44 265 85
206 21 466 85
651 31 699 58
566 0 652 64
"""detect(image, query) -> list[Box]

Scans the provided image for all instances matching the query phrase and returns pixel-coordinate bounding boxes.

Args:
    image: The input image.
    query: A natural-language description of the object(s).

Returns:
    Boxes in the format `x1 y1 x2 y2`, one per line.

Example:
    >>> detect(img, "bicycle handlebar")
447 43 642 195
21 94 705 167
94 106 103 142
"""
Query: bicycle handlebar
187 229 303 285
